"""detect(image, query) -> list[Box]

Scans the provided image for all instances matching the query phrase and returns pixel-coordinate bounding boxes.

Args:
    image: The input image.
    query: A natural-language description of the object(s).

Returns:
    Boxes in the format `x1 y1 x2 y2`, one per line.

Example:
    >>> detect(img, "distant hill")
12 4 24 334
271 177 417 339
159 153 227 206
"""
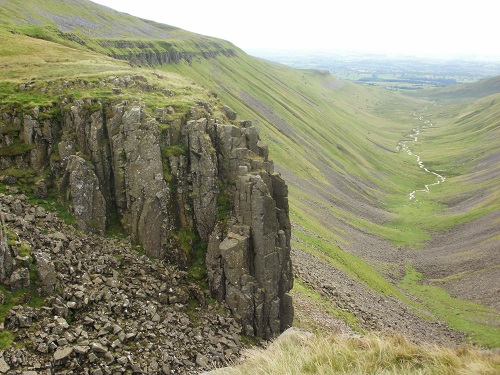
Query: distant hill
0 0 238 64
410 75 500 100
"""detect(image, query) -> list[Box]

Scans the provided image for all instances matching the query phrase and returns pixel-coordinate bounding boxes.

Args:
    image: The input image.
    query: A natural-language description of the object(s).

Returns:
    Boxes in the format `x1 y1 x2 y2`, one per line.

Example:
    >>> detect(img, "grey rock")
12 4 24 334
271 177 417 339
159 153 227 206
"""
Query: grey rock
106 104 169 258
185 119 218 241
195 353 209 367
0 357 9 373
205 121 293 339
221 105 237 120
53 346 73 363
91 342 108 353
62 155 106 234
34 252 57 296
10 267 30 291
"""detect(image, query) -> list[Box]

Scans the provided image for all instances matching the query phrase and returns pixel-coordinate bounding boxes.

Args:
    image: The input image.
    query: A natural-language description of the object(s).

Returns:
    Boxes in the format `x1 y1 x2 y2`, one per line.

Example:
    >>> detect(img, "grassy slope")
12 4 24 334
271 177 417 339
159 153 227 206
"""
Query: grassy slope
1 0 499 347
162 56 426 294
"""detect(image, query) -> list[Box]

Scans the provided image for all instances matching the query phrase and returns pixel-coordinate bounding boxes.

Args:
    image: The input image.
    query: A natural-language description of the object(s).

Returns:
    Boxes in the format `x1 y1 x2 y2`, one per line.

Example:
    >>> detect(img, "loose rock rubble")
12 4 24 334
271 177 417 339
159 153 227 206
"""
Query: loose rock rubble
0 193 250 374
292 244 466 346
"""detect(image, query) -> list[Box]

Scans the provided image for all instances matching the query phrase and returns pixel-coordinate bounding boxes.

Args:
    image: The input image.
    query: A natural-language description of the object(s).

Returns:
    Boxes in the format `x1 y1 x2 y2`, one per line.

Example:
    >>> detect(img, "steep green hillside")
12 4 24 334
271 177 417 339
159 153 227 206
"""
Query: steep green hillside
0 0 498 348
0 0 237 63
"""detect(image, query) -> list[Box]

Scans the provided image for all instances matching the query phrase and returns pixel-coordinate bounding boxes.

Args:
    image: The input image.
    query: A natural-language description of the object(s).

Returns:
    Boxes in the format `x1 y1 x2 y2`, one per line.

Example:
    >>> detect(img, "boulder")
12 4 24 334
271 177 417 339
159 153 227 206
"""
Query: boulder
53 346 73 365
63 155 106 234
0 357 10 373
34 252 57 296
10 267 30 291
222 105 237 121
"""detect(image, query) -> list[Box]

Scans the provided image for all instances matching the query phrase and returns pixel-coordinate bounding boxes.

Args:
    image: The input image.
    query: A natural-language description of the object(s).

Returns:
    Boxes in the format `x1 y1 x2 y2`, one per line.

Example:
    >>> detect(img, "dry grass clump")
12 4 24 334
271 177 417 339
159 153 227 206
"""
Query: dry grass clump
208 329 499 375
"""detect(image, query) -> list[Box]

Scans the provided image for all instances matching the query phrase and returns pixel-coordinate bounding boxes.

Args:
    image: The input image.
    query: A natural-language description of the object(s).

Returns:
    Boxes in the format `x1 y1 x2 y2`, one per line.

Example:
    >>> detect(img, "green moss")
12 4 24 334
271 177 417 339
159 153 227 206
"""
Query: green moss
0 330 15 349
18 243 31 257
0 142 34 157
132 243 146 257
216 180 231 222
105 208 127 238
187 238 208 282
161 144 187 158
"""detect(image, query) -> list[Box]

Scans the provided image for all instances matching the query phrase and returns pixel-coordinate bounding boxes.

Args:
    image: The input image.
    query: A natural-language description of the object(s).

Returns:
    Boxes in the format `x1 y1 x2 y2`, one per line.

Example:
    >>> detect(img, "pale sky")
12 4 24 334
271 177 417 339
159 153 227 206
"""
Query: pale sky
90 0 499 58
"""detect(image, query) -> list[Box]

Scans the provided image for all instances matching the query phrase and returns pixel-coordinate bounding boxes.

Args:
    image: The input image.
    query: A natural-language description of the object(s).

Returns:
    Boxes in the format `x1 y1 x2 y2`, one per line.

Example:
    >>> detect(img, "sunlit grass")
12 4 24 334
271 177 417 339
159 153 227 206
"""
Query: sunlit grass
400 265 500 348
210 329 500 374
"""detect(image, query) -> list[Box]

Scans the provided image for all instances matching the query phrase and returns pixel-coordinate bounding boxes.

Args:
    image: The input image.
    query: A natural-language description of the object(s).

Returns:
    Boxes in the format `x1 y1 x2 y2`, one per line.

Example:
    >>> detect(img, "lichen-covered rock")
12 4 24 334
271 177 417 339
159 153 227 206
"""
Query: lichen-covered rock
9 267 30 291
62 155 106 234
222 105 238 121
184 118 219 241
34 252 57 296
107 103 170 258
64 101 113 204
0 225 15 285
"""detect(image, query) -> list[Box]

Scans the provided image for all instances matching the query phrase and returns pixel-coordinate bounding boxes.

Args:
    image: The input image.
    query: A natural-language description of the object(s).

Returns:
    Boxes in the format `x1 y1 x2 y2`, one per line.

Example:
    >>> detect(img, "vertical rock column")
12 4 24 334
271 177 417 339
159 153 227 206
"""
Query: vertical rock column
106 103 170 258
207 121 294 339
184 118 219 241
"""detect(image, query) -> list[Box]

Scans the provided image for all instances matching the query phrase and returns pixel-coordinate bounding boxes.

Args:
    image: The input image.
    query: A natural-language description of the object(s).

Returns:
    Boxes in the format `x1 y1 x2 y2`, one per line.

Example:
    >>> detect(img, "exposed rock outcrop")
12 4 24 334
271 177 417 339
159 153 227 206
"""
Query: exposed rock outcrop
0 76 293 339
111 48 237 67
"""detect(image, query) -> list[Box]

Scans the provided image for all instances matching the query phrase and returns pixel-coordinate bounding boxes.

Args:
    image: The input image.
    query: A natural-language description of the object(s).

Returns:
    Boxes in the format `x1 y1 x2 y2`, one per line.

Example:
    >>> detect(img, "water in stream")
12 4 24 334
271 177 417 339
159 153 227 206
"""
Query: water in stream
397 112 446 201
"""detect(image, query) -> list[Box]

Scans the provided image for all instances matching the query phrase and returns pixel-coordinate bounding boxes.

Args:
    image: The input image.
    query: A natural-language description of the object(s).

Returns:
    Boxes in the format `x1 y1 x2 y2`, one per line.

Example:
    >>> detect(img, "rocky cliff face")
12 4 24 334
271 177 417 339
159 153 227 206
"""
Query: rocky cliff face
0 76 293 339
111 48 237 66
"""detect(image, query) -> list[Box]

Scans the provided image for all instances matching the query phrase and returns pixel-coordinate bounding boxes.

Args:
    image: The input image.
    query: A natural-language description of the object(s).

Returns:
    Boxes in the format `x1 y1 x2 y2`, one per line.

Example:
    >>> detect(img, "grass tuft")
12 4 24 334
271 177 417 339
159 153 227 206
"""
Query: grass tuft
210 330 500 374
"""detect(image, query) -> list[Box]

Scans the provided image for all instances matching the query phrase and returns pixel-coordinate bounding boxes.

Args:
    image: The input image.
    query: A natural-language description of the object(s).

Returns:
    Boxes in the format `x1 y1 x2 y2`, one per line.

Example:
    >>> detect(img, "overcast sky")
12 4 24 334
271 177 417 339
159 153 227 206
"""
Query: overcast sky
90 0 499 58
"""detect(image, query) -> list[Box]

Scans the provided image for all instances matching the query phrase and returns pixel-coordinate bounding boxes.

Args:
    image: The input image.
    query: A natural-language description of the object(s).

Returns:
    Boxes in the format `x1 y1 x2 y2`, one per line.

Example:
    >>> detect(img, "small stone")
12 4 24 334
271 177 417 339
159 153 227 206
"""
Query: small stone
48 232 68 242
53 346 73 362
55 317 69 329
74 345 90 355
118 331 127 342
0 357 10 373
196 353 209 367
117 356 128 365
130 364 142 373
37 343 48 354
91 342 108 353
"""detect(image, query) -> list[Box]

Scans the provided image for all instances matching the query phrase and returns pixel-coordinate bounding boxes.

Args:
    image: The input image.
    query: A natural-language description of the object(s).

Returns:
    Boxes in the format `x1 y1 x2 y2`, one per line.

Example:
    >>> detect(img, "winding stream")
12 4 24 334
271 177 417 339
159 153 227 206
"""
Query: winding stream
397 111 446 201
